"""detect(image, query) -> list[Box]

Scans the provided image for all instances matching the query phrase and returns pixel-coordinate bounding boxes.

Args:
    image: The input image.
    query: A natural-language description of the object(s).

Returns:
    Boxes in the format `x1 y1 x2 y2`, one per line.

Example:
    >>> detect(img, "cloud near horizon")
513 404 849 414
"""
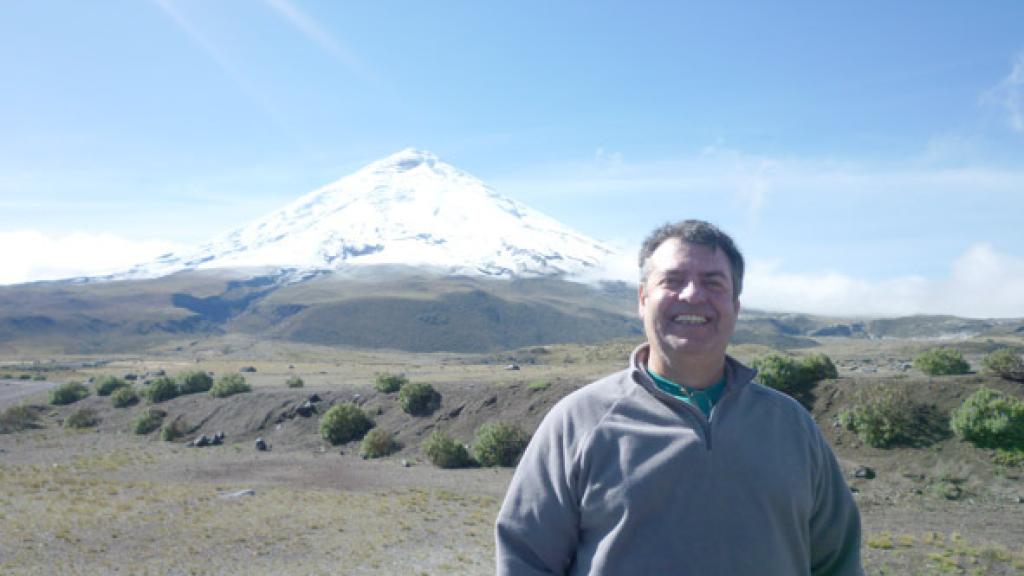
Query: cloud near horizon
1 231 1020 319
586 242 1024 319
0 231 184 285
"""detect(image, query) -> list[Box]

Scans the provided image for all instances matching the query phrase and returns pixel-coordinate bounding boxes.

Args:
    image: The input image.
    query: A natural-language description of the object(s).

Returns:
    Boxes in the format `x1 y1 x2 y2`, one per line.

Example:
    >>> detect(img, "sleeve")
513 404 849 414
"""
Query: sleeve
495 404 582 576
809 427 865 576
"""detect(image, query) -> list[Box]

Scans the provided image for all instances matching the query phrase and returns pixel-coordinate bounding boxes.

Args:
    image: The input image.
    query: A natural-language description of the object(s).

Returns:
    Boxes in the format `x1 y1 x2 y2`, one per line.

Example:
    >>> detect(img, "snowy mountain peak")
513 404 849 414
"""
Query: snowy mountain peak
118 149 616 281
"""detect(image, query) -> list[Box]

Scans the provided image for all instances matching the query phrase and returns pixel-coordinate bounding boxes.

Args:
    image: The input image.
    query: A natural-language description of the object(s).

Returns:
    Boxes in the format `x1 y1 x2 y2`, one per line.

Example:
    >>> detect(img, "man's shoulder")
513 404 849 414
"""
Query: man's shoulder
543 368 639 430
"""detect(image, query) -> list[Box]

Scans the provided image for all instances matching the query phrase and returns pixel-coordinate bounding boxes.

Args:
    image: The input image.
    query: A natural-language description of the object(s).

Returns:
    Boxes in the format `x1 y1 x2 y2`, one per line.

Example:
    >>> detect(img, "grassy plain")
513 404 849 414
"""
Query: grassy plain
1 332 1023 575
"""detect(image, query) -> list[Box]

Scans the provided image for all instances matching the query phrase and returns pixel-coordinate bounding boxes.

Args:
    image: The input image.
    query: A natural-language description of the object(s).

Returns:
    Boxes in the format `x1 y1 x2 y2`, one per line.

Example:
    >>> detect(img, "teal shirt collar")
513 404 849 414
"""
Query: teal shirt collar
646 367 727 418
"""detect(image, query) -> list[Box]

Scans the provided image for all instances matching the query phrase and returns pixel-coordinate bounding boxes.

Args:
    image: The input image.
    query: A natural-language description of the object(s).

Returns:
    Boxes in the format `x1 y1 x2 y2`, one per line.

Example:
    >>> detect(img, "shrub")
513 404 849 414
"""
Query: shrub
982 349 1024 381
146 377 180 403
32 374 46 381
423 430 473 469
133 412 164 435
800 353 838 381
398 383 441 416
950 387 1024 450
473 421 529 467
752 353 839 396
360 428 398 458
286 375 304 388
110 387 139 408
751 354 805 394
18 374 31 380
914 348 970 376
49 381 89 405
0 405 39 433
527 380 551 392
374 372 407 393
838 387 920 448
64 408 98 429
319 403 374 445
95 375 129 396
177 370 213 395
209 374 251 398
160 419 187 441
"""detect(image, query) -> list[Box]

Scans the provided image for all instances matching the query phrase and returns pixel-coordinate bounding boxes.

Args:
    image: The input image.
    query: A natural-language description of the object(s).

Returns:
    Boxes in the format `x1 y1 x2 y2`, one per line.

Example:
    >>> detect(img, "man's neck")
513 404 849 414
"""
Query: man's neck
646 349 726 390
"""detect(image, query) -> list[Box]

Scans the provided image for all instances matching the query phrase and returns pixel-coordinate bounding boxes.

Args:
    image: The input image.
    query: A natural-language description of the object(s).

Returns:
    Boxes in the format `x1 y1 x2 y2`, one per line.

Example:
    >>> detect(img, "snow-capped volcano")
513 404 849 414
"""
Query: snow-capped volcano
119 149 615 280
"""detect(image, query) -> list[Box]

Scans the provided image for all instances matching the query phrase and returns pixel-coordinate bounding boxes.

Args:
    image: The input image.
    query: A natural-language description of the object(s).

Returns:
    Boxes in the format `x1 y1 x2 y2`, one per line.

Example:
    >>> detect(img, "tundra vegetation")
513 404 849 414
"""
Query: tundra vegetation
2 334 1023 574
209 373 251 398
398 382 441 416
319 403 374 445
49 381 89 405
374 372 407 393
914 347 971 376
982 348 1024 381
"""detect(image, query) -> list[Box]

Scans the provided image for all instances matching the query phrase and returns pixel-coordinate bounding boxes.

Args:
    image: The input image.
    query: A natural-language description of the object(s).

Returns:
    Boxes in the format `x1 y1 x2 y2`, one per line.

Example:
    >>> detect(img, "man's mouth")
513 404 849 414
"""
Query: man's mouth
671 314 709 325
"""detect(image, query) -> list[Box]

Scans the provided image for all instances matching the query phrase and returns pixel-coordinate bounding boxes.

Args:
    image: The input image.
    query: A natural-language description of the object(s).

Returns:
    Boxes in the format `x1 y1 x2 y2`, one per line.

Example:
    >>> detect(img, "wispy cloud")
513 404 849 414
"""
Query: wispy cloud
0 231 186 285
264 0 362 72
985 52 1024 133
153 0 296 138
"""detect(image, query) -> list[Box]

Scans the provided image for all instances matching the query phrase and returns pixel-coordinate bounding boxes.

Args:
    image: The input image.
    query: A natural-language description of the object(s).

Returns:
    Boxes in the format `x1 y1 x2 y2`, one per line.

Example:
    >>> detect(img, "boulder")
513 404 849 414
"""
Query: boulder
854 466 876 480
255 437 269 452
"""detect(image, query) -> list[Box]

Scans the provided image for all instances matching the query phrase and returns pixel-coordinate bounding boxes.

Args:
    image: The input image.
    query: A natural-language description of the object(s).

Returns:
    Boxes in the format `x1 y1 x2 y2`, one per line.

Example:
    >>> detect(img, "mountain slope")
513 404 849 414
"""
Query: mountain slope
116 149 614 281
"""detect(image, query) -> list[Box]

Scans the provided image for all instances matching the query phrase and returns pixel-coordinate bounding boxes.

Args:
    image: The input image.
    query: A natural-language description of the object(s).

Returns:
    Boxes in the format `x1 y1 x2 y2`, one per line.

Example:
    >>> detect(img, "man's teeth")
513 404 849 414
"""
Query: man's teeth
672 315 707 324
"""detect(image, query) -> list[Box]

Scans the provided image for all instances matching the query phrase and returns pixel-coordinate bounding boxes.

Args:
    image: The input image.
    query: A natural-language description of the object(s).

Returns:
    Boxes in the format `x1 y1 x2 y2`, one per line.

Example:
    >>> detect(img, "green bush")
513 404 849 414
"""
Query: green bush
18 374 31 380
0 405 38 433
473 421 529 467
527 380 551 391
374 373 407 393
319 403 374 445
146 377 180 403
800 353 838 381
752 353 839 396
32 374 46 381
950 387 1024 450
110 386 139 408
49 381 89 405
286 375 304 388
838 387 919 448
64 408 98 429
133 412 164 435
398 383 441 416
914 347 970 376
209 374 251 398
360 428 398 458
95 375 129 396
160 419 187 442
982 349 1024 381
423 430 473 468
177 371 213 395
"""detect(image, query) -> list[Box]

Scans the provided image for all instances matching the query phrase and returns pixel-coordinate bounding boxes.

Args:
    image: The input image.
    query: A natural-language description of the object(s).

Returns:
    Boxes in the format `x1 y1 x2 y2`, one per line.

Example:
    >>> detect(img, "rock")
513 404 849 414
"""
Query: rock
255 437 269 452
295 401 316 417
505 364 521 371
307 393 321 403
239 366 257 373
212 431 225 445
220 489 256 499
1014 495 1023 504
124 374 138 381
854 466 876 480
153 369 166 376
401 459 410 468
192 435 211 448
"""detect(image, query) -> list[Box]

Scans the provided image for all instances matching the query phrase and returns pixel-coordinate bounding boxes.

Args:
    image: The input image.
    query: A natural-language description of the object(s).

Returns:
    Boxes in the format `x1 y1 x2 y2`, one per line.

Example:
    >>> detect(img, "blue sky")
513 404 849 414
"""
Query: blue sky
1 1 1022 317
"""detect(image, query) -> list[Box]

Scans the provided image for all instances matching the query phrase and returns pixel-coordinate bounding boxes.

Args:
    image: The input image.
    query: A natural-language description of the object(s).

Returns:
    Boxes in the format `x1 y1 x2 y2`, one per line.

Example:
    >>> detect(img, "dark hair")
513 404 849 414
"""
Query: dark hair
638 220 745 297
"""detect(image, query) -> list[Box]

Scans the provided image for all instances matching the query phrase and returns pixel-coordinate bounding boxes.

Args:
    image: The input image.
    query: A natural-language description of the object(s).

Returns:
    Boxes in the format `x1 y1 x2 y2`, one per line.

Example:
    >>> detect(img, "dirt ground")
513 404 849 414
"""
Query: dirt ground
2 341 1024 575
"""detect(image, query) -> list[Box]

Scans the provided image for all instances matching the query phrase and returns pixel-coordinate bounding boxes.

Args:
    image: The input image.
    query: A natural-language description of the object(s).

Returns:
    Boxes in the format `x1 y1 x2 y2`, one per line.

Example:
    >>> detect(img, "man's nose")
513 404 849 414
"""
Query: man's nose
678 281 706 302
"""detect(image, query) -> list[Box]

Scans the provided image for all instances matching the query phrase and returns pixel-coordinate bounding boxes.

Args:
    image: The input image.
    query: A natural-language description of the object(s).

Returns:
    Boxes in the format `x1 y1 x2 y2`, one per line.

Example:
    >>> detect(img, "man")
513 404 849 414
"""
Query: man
495 220 863 575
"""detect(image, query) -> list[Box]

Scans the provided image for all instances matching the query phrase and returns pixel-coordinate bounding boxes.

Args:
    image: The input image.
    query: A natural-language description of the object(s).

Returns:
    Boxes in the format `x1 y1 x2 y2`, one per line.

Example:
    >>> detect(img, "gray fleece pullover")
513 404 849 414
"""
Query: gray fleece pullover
495 344 863 575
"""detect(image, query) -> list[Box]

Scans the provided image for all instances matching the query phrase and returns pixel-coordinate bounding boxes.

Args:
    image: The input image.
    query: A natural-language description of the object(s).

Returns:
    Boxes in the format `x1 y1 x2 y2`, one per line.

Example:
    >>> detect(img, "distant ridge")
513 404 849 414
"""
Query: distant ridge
113 149 615 281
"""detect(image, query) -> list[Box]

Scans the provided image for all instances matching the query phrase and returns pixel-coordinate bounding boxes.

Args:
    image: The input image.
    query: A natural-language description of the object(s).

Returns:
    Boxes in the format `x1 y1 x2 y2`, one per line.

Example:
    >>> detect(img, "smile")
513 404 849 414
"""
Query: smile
671 314 709 325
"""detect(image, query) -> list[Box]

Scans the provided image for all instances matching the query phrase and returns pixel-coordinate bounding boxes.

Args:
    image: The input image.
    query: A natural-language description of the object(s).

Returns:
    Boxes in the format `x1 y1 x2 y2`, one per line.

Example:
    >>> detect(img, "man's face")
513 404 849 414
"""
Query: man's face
639 238 740 373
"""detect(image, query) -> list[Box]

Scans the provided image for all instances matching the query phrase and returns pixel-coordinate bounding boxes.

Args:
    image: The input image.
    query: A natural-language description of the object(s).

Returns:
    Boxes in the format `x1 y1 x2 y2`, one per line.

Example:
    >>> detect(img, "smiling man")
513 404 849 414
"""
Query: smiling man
495 220 863 575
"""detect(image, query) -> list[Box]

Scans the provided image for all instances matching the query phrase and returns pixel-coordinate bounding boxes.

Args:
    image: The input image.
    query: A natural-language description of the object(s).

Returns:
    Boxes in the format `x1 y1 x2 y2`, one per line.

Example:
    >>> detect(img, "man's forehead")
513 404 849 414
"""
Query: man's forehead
650 239 731 272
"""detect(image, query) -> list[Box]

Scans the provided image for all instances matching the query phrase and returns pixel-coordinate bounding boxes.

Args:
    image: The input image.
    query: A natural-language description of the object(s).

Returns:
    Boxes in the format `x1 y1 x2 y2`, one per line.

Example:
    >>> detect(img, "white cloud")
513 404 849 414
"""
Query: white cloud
0 231 185 285
742 243 1024 318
